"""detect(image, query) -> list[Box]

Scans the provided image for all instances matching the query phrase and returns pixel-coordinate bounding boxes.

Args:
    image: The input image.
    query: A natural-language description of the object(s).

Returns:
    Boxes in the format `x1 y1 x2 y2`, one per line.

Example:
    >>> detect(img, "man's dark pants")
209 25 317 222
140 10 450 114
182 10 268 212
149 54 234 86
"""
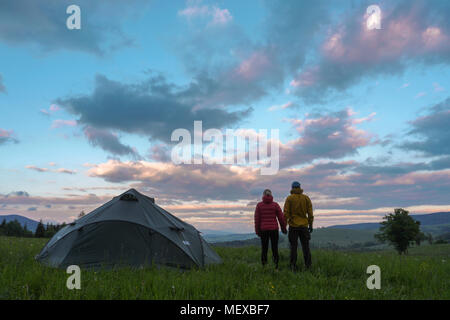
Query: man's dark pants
288 226 312 268
259 230 279 267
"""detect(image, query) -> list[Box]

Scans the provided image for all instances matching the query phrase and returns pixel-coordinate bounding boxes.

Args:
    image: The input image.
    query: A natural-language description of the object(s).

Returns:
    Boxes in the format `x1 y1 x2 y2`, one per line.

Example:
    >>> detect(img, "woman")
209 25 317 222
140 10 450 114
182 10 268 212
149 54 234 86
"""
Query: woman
254 189 287 268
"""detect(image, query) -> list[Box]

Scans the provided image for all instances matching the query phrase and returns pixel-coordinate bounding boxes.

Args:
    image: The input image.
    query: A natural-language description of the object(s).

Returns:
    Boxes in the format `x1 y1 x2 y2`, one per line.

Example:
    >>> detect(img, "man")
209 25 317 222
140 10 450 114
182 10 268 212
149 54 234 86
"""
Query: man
254 189 287 269
283 181 313 271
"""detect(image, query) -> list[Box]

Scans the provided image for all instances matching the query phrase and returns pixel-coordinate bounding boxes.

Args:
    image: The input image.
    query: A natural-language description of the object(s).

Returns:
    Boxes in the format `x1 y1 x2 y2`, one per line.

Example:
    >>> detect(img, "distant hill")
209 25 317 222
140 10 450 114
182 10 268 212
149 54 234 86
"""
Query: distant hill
0 215 40 232
214 212 450 249
214 228 381 249
328 212 450 230
202 232 255 243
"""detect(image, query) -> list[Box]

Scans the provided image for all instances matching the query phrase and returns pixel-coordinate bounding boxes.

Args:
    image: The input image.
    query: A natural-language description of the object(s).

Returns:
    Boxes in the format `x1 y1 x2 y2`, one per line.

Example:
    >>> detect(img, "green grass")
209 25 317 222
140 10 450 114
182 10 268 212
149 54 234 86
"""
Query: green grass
0 236 449 299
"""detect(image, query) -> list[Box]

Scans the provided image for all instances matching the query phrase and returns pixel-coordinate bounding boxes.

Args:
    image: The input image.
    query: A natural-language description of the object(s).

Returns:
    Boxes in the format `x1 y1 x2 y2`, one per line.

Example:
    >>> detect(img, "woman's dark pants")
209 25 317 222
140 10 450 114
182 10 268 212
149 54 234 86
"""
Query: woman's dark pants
260 230 279 267
288 226 312 269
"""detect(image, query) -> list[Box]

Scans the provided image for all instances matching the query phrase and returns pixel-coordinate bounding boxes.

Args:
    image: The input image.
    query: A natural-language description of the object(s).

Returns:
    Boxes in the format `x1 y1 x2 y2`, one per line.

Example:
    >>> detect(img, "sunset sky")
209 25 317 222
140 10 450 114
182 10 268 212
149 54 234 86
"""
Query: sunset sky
1 0 449 233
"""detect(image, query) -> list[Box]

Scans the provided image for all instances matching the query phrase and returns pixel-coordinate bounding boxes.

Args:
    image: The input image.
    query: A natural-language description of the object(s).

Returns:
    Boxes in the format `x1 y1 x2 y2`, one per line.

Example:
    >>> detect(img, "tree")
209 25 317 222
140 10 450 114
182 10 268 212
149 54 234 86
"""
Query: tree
375 208 423 254
35 220 46 238
426 233 433 245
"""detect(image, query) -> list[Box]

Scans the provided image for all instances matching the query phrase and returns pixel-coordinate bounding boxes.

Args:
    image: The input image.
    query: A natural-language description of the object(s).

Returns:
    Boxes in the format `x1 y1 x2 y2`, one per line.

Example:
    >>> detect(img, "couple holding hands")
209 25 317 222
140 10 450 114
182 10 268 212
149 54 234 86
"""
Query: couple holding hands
254 181 313 271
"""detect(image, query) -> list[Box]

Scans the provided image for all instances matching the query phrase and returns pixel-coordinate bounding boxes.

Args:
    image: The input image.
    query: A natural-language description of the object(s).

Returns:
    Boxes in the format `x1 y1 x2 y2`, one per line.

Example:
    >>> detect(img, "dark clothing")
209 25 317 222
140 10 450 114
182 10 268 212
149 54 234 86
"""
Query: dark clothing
260 230 279 267
288 226 311 268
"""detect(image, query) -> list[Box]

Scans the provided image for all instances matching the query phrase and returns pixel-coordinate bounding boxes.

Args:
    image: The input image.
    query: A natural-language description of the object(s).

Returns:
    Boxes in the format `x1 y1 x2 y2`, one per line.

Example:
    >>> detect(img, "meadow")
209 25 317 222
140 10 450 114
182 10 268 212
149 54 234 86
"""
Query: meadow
0 236 449 300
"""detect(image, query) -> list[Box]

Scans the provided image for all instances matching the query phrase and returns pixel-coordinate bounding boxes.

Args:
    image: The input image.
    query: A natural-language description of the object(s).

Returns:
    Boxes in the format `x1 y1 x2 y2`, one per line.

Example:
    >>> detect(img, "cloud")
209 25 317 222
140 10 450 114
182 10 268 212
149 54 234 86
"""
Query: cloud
55 168 77 175
85 156 450 212
87 160 258 201
51 119 77 129
0 0 148 55
40 104 61 116
176 1 450 106
178 3 232 26
280 109 375 168
25 165 48 172
0 128 18 145
84 126 140 159
25 165 77 174
0 74 5 93
268 101 294 112
149 144 171 162
27 207 37 211
0 191 109 206
56 74 252 143
415 91 427 99
5 191 30 198
401 97 450 156
290 0 450 103
173 1 333 112
433 82 445 92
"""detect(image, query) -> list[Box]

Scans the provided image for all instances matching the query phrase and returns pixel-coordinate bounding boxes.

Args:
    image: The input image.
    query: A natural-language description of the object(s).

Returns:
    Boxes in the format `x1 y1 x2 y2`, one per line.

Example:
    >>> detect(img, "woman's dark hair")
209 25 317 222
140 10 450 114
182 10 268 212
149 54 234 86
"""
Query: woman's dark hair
263 189 272 195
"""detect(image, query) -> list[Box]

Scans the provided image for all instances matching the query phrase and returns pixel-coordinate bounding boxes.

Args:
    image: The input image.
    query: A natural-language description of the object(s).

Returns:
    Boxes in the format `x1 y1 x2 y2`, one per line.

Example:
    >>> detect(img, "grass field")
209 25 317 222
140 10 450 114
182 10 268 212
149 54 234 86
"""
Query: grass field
0 236 449 300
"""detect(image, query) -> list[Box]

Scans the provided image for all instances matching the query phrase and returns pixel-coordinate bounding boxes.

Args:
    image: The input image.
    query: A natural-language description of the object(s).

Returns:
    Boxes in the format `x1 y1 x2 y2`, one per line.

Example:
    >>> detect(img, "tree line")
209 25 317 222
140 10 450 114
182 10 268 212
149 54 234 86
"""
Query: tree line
0 219 66 238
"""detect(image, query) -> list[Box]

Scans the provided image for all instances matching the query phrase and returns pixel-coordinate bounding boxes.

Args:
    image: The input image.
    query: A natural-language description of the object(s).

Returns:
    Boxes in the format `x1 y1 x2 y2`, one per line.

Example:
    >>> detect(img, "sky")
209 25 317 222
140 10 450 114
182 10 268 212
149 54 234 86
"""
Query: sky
0 0 449 233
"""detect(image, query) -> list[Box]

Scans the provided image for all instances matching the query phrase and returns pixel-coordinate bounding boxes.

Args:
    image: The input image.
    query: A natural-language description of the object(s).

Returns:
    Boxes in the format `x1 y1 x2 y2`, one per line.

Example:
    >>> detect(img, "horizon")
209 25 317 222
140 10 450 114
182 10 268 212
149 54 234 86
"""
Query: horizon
1 210 448 234
1 0 450 234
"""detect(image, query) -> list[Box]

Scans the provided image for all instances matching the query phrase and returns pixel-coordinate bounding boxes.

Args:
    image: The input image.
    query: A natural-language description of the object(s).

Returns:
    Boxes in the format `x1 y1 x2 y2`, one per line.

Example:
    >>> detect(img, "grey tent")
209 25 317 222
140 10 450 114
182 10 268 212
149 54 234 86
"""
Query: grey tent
36 189 222 269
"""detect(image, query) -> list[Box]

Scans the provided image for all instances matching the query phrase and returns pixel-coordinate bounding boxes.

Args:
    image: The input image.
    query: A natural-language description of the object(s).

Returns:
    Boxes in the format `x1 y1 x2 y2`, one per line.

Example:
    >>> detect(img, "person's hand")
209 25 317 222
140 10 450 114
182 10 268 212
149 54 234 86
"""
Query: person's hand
282 229 287 235
256 232 261 237
308 225 313 233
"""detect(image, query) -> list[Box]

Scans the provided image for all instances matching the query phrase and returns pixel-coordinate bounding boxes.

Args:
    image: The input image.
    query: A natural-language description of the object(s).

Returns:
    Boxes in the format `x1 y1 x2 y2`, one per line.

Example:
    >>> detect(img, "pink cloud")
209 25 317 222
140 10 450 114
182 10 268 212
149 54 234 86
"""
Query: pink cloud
236 51 271 81
211 7 232 25
178 4 232 26
40 104 61 116
55 168 77 175
433 82 445 92
25 165 48 172
51 119 77 129
268 101 293 112
49 104 61 112
290 3 450 102
280 108 374 167
415 91 427 99
0 128 14 138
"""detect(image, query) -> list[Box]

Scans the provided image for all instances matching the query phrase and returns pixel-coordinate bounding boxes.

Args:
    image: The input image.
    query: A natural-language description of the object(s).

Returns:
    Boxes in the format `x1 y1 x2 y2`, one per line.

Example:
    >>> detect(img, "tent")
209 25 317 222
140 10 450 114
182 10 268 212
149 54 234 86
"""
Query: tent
36 189 222 269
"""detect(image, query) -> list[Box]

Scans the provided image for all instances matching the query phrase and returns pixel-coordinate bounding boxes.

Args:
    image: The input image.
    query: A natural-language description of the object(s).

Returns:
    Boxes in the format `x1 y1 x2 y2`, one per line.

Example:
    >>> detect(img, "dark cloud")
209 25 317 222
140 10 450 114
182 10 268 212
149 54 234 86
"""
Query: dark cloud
263 0 330 73
0 129 18 145
56 74 252 143
149 144 171 162
401 97 450 156
0 0 147 55
84 126 140 159
5 191 30 198
280 109 374 168
0 74 5 93
27 207 37 211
